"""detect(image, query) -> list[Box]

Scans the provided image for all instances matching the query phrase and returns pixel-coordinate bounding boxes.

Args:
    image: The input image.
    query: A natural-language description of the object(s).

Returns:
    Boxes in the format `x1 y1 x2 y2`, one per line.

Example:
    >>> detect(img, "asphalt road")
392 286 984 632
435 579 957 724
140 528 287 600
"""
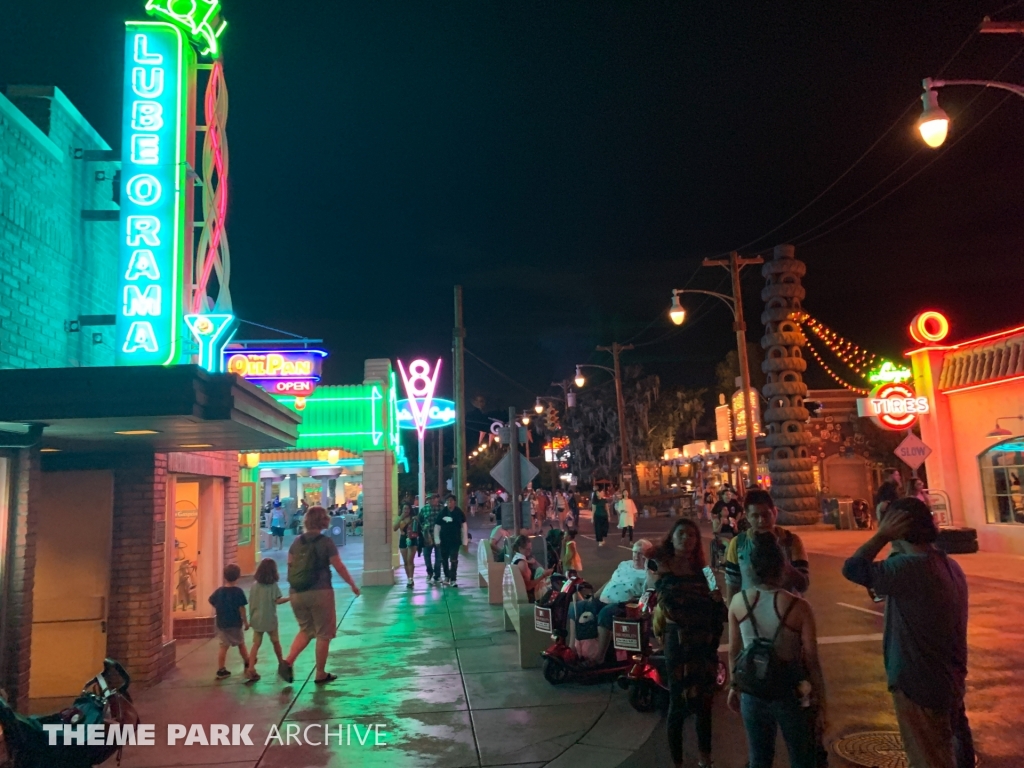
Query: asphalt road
490 510 1024 768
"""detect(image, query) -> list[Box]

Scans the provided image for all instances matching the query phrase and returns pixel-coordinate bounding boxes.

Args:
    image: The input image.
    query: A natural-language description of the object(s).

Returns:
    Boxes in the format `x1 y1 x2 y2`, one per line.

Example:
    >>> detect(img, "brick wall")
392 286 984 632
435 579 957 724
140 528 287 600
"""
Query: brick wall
1 449 38 711
105 453 168 687
0 86 118 370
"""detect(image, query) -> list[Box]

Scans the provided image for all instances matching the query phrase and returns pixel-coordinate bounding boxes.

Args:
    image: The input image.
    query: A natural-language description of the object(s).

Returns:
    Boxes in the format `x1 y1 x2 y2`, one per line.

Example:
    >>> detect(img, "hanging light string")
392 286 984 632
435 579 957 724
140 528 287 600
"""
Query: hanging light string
799 314 878 377
802 333 870 395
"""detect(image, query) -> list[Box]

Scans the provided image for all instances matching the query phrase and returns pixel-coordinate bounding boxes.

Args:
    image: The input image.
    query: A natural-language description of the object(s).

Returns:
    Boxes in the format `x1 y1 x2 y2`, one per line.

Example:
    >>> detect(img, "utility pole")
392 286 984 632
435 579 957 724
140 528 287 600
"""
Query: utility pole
703 251 764 485
508 406 522 532
596 342 635 493
453 286 467 508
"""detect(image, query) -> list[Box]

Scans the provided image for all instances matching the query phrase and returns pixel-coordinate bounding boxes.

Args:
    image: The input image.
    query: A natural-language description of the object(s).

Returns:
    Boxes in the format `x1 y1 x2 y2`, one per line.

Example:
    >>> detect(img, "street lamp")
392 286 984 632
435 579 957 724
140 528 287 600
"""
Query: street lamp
534 397 544 414
574 365 585 388
986 415 1024 438
668 252 763 481
669 292 686 325
915 76 1024 148
574 359 633 492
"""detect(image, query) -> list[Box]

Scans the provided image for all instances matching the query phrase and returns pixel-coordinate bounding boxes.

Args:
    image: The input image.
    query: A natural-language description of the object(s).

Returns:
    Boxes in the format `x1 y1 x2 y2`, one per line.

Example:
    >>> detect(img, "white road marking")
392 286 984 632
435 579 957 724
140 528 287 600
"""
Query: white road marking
716 633 883 653
837 601 885 617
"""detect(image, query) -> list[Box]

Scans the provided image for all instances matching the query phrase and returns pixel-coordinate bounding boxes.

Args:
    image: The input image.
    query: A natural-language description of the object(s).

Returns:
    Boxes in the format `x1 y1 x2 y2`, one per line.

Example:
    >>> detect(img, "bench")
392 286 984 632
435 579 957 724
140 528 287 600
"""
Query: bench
502 564 548 669
477 539 506 605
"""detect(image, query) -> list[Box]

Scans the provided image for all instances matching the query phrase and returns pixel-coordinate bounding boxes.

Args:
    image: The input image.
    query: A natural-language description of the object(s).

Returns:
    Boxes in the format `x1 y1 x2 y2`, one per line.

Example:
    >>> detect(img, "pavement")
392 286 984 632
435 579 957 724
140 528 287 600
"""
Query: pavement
113 513 660 768
107 511 1024 768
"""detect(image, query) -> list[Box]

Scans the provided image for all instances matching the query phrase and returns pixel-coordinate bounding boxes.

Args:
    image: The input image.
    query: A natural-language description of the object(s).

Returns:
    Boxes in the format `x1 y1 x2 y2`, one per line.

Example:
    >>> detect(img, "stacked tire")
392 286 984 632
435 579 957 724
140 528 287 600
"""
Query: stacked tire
760 245 819 526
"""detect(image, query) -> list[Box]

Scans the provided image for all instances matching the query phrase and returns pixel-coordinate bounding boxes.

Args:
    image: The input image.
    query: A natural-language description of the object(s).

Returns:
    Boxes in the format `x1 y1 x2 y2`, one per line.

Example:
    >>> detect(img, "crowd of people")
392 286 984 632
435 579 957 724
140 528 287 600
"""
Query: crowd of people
225 475 971 768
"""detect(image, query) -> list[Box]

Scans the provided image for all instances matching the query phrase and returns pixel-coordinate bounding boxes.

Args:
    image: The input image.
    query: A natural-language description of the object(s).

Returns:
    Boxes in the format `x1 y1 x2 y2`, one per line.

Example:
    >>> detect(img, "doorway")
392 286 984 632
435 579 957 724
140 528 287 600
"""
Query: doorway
171 477 224 625
29 470 113 700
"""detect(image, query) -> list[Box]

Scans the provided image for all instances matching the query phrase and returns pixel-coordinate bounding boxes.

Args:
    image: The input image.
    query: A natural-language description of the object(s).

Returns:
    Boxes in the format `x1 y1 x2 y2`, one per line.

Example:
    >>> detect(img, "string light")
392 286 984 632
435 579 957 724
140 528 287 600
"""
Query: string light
803 334 870 395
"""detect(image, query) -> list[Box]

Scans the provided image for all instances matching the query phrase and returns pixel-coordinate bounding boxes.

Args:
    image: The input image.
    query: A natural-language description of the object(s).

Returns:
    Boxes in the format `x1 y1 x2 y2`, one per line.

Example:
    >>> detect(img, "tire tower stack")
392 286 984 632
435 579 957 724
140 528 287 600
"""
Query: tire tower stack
760 244 818 525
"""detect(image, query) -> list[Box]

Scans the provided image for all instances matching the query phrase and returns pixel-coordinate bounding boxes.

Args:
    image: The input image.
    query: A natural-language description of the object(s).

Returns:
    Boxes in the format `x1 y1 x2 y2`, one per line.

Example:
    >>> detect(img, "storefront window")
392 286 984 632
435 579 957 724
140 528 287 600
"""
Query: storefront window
979 439 1024 525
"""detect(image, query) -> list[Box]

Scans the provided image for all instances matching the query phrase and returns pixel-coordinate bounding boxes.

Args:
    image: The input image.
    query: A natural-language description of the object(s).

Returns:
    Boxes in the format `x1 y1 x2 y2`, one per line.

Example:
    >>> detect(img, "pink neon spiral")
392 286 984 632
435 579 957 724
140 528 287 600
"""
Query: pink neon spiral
193 61 230 313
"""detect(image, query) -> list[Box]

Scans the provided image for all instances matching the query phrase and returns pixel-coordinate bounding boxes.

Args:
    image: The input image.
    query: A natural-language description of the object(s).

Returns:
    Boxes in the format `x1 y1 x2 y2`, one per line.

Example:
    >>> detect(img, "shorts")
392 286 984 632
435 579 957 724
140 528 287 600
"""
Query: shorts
217 627 245 648
290 588 337 640
399 536 415 549
271 526 285 537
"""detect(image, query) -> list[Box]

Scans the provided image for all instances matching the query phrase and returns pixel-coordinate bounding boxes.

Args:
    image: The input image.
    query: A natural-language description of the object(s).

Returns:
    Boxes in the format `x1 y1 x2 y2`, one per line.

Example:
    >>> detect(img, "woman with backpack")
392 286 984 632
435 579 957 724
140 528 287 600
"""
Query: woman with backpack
727 533 827 768
650 519 726 768
278 506 360 686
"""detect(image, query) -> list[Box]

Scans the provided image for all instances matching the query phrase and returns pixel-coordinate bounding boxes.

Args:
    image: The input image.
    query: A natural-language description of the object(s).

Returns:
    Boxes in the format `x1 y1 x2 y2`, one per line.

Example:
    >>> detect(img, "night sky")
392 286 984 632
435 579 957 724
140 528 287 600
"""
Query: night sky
4 1 1024 410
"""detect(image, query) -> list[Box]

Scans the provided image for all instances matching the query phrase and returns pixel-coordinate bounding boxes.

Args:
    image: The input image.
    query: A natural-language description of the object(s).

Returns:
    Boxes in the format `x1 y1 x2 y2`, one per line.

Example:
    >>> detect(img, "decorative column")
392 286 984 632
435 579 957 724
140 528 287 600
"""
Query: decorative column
361 359 399 586
760 245 819 525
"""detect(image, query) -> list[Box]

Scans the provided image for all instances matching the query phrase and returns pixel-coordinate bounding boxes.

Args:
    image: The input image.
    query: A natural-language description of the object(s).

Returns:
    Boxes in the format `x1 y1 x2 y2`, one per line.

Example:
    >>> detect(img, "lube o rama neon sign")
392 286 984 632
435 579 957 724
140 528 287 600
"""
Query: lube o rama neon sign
116 1 228 366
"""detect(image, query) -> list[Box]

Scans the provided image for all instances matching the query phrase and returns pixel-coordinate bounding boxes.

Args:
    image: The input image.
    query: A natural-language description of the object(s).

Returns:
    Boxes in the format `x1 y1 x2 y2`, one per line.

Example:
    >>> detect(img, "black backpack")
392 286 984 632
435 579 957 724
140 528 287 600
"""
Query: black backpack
732 590 799 700
288 534 325 592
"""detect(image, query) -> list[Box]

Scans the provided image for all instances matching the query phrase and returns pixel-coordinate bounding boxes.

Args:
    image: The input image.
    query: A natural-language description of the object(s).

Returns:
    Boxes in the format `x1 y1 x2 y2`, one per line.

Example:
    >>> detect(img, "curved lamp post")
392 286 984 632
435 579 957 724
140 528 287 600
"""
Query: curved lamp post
916 76 1024 148
668 250 763 481
574 362 633 492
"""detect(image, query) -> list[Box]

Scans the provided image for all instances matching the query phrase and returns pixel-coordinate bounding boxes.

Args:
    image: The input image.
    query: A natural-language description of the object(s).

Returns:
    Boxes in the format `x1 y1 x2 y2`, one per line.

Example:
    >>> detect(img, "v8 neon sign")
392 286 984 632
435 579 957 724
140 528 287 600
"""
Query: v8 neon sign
397 359 442 438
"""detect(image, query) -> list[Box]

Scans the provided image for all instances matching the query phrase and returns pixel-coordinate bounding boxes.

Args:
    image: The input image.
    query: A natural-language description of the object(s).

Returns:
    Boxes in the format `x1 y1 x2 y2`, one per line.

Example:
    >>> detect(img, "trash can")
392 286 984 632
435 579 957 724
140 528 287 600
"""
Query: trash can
328 515 347 547
836 497 855 530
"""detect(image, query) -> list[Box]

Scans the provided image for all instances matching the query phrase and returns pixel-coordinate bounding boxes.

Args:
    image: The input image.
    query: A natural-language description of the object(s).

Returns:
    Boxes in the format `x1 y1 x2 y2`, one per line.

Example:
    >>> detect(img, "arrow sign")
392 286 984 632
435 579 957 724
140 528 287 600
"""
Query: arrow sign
894 432 932 471
490 451 539 492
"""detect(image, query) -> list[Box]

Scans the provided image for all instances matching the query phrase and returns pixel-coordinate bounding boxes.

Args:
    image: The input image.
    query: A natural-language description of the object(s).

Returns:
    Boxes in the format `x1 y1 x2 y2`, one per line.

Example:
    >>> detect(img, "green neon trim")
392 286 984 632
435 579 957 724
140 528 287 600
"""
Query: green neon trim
370 386 383 446
252 459 363 468
300 432 380 438
145 0 225 57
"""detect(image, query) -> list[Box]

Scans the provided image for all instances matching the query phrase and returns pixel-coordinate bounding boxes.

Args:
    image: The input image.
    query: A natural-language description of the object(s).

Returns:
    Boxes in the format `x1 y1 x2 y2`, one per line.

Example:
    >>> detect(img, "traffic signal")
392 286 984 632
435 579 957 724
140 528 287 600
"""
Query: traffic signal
545 405 560 431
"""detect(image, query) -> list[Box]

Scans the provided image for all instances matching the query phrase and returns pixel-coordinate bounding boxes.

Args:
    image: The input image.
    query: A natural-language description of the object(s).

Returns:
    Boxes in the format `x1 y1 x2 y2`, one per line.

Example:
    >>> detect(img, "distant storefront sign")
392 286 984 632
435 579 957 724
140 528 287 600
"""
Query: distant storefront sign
731 388 762 439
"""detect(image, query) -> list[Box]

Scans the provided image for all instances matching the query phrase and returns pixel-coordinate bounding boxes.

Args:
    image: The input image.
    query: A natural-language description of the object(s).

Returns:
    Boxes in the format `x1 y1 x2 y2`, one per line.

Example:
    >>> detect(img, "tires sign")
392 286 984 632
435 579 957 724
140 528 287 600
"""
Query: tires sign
534 606 552 634
856 383 930 430
612 619 642 652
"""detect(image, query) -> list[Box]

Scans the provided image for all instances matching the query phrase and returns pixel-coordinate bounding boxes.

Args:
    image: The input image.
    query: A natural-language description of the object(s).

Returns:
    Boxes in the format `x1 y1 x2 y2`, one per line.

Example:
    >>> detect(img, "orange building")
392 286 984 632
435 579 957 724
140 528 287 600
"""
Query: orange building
911 321 1024 555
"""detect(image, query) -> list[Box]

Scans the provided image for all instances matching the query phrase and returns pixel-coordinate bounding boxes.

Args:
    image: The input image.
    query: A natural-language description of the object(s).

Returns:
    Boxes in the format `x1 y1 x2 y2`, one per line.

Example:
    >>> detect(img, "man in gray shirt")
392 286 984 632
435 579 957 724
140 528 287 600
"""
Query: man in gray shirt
842 497 973 768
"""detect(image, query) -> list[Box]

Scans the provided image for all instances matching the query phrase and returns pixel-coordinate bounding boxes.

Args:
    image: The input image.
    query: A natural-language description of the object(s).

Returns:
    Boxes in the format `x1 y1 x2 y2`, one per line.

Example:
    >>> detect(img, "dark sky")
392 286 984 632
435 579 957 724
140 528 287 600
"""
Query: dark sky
5 1 1024 409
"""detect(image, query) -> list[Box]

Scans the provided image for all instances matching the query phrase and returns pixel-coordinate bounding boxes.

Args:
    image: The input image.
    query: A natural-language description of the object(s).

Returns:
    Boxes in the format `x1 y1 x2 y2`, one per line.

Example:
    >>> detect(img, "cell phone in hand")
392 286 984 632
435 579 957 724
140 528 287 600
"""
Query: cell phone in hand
703 566 718 592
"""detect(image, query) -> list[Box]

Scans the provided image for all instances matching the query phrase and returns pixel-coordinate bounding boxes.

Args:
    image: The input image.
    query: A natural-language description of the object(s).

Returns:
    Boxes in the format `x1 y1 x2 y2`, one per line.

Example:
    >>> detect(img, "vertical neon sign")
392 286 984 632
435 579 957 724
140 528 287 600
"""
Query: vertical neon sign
116 22 191 365
398 359 443 508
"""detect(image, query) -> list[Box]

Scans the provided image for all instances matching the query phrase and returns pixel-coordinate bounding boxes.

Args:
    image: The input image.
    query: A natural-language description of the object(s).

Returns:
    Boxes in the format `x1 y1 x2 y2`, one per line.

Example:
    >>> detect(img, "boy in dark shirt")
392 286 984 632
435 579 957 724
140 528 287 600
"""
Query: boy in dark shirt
209 563 250 680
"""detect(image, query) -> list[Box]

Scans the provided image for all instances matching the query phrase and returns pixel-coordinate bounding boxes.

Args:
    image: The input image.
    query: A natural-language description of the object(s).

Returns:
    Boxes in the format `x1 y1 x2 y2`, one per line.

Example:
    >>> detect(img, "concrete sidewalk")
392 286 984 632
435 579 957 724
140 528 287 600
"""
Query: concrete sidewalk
115 521 660 768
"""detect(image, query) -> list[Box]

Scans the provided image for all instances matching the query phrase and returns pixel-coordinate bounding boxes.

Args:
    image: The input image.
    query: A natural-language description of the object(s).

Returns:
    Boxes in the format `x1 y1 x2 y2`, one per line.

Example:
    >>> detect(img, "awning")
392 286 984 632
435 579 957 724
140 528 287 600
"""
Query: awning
0 365 301 453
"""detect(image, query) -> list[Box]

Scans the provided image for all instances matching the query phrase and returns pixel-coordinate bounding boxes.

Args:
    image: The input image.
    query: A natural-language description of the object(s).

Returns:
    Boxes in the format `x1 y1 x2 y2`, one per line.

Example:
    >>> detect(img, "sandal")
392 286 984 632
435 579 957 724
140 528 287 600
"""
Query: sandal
314 673 338 685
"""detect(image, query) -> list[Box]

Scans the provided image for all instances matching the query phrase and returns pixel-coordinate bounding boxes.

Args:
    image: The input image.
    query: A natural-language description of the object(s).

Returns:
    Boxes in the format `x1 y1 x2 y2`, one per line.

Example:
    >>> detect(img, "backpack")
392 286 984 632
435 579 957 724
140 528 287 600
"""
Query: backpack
573 597 601 641
732 590 799 700
288 534 326 592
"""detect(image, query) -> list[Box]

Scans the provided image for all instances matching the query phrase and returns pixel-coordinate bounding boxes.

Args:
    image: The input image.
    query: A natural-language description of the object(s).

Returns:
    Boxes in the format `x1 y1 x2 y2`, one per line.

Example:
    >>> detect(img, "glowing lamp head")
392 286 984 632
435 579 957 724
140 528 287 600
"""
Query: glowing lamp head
244 453 260 469
534 398 544 414
917 85 950 149
669 292 686 326
574 366 586 388
522 414 531 425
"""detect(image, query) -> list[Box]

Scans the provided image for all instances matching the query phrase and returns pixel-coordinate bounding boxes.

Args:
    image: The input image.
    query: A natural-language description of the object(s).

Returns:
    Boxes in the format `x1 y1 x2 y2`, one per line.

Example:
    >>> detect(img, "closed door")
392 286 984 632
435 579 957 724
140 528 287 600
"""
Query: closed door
30 470 113 700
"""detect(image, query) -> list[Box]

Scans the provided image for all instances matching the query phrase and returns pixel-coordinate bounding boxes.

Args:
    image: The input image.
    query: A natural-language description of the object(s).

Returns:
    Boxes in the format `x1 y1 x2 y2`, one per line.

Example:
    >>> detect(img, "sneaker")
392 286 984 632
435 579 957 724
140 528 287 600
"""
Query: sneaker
216 668 231 680
598 541 605 547
278 661 294 683
441 579 451 587
449 581 459 588
406 579 414 589
244 670 260 684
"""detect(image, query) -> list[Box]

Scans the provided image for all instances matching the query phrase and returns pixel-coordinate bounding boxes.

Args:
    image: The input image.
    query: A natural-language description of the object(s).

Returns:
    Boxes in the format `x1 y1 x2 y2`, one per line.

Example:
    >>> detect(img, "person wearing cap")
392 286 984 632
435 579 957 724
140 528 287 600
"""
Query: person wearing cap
578 539 655 664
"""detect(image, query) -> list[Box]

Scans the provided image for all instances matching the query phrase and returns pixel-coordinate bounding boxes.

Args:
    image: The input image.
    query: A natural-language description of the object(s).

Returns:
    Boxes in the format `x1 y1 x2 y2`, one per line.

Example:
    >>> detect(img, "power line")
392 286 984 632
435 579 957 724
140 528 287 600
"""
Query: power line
464 347 537 397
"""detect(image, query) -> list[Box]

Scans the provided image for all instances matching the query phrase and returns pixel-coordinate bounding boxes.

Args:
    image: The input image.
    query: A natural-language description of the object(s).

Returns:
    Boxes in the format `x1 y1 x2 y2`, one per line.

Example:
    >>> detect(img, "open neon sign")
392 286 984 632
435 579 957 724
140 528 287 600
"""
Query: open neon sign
116 23 190 365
